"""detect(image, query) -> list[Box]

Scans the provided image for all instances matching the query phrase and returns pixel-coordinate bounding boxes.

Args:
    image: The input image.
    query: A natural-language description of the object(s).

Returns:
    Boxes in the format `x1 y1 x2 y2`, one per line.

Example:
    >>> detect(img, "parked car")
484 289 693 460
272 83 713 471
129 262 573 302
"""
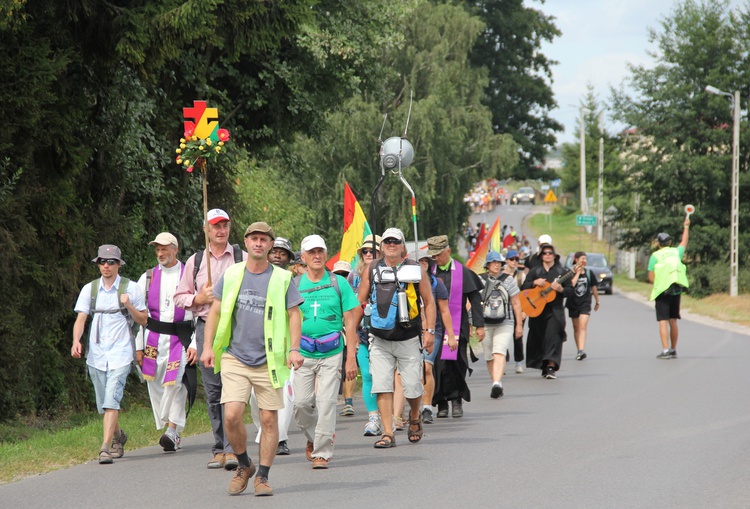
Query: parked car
564 252 614 295
511 186 536 205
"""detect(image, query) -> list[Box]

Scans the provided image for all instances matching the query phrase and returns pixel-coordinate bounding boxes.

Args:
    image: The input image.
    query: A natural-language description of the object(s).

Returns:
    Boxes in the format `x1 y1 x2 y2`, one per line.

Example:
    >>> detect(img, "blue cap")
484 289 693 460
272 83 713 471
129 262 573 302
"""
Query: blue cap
505 249 519 259
484 250 505 267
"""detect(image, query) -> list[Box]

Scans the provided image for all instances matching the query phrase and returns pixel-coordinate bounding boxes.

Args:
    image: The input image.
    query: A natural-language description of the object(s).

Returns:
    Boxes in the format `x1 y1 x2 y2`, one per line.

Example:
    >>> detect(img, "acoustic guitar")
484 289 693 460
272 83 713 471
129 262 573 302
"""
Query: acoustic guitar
520 262 584 318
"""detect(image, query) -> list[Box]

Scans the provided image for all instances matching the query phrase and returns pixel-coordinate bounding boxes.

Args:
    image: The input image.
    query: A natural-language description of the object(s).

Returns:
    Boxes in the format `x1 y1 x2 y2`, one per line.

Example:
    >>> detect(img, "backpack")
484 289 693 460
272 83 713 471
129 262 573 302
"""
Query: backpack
293 270 341 302
369 259 421 340
193 244 243 290
90 277 132 318
481 273 510 322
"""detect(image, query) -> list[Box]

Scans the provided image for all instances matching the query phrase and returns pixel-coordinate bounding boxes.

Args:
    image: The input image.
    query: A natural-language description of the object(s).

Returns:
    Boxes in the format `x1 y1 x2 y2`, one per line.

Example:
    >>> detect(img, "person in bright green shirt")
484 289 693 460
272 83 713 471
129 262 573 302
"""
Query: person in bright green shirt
648 218 690 359
292 234 359 469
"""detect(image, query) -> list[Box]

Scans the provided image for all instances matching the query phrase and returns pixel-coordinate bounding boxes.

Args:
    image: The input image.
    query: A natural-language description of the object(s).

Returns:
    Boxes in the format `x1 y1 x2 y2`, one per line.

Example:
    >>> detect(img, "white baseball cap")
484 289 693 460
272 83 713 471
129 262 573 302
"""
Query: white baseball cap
381 228 405 243
301 234 327 252
538 234 552 245
207 208 231 224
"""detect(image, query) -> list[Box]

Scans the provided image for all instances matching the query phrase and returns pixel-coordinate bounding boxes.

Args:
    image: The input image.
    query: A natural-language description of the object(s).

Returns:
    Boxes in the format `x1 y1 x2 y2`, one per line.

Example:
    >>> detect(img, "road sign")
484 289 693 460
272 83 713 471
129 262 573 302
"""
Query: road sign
544 190 557 203
551 179 561 187
576 214 597 226
541 184 550 191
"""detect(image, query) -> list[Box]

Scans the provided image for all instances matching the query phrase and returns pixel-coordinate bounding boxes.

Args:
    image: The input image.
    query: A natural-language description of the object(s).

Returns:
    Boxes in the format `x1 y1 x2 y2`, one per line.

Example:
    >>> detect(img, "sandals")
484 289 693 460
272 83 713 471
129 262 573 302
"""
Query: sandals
98 448 113 464
373 434 396 449
408 419 423 443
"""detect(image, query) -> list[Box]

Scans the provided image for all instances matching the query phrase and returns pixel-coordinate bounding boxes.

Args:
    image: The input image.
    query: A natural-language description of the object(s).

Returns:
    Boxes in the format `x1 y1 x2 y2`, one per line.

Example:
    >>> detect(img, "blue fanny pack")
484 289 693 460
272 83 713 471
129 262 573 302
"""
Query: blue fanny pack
300 331 341 353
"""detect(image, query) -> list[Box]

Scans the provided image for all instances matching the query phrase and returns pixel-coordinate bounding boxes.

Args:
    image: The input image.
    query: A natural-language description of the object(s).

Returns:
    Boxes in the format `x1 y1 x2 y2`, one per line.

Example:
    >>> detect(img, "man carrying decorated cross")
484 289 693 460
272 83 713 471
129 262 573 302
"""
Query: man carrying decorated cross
292 234 359 469
353 228 436 448
71 245 147 464
202 221 303 496
174 208 247 470
135 233 196 452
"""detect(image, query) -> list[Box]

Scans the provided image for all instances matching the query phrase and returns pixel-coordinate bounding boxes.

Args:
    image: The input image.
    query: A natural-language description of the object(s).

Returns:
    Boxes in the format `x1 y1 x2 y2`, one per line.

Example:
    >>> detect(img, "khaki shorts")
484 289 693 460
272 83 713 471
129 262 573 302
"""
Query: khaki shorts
483 322 514 358
370 336 424 400
220 353 284 410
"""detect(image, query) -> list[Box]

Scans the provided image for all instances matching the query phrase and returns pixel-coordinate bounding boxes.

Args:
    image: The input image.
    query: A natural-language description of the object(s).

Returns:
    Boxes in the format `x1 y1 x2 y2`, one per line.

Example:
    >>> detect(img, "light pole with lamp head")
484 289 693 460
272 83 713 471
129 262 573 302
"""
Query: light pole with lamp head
579 107 591 214
705 85 740 297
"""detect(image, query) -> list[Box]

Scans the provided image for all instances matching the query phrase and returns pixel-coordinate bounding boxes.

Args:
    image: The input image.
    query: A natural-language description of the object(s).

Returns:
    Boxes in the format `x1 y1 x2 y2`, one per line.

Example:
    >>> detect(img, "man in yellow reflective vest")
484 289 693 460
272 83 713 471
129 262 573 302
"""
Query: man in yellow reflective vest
648 218 690 359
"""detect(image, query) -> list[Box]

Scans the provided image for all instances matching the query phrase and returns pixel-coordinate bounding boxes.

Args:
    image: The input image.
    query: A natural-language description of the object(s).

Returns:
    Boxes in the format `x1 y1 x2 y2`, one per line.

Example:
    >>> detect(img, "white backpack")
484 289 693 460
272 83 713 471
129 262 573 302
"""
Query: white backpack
482 274 510 321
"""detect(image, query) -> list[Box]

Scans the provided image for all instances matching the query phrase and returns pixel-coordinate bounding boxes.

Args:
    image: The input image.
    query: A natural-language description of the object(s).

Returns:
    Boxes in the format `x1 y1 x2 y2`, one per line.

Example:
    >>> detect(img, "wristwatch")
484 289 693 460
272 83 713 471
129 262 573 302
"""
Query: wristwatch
423 328 435 334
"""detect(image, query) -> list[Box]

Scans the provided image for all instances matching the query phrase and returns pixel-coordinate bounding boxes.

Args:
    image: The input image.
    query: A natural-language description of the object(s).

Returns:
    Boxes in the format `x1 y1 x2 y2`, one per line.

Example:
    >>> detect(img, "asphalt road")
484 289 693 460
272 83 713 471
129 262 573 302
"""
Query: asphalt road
4 287 749 508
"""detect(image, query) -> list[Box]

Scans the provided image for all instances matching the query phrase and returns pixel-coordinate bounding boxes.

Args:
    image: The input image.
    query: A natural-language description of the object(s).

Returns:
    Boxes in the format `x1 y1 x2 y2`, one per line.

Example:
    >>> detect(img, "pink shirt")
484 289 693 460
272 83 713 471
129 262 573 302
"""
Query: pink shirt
174 243 248 318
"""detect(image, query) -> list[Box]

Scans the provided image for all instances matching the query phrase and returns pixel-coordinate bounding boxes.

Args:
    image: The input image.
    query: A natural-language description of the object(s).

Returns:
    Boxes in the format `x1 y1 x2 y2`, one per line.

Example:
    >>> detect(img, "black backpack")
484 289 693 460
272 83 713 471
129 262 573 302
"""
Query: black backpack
193 244 243 290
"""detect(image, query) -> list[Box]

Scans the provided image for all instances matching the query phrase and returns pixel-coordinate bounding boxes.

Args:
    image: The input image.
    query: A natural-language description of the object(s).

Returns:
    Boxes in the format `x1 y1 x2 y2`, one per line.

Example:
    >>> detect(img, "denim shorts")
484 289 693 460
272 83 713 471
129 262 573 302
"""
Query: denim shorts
88 364 131 414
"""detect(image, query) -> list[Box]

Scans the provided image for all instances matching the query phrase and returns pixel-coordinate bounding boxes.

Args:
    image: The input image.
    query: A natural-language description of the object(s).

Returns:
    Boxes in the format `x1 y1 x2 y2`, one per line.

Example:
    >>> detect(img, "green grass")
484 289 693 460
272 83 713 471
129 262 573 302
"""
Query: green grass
0 401 213 484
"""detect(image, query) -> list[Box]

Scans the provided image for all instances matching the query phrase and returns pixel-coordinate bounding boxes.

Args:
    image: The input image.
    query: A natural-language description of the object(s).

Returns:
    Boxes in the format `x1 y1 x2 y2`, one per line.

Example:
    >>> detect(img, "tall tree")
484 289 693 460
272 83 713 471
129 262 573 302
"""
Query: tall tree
468 0 563 174
610 0 750 295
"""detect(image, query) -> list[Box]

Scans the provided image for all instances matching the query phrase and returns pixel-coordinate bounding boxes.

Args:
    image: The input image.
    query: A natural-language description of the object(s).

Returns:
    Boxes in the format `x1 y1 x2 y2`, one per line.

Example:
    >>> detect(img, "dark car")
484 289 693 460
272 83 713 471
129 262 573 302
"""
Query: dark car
565 252 614 295
511 186 536 205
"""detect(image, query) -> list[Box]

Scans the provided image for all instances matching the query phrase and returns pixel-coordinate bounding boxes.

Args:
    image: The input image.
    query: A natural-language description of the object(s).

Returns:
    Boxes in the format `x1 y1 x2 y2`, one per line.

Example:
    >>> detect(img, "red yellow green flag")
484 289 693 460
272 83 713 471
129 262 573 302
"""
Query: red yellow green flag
326 182 372 269
466 217 500 274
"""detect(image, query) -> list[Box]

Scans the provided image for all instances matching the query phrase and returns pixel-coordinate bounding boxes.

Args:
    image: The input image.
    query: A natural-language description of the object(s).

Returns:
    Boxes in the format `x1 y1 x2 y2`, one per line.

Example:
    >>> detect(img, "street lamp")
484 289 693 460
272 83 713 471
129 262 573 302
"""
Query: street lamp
579 107 591 214
598 111 605 241
705 85 740 297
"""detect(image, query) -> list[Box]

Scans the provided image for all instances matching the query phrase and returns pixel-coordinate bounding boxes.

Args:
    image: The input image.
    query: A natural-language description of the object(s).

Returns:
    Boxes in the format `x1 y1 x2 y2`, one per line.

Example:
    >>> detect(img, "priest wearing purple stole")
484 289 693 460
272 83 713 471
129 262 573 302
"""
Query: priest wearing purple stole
427 235 485 418
136 232 197 451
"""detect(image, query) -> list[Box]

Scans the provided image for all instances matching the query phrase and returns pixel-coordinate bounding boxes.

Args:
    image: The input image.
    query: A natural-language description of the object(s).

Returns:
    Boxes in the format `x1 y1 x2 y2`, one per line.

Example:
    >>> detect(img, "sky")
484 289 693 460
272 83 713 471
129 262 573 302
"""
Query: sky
539 0 742 145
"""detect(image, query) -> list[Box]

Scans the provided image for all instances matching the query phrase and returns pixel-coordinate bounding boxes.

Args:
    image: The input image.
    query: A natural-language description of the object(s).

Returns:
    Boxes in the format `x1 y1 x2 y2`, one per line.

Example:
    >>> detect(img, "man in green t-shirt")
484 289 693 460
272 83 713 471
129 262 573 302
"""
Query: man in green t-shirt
648 219 690 359
292 234 359 469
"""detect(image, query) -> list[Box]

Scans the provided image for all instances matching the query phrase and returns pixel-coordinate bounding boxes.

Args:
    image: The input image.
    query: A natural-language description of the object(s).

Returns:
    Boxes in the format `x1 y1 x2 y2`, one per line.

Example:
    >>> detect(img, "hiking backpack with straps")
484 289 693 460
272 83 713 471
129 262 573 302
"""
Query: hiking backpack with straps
193 244 243 290
481 273 510 322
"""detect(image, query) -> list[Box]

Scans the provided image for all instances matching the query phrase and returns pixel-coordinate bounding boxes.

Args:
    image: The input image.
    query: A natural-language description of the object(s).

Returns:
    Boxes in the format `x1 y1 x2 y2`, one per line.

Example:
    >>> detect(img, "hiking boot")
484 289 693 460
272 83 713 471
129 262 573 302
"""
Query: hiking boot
159 432 180 452
207 453 225 469
490 383 504 399
451 399 463 418
110 429 127 458
305 441 314 461
276 440 290 456
339 404 355 417
254 476 273 496
224 453 239 471
421 408 433 424
436 403 449 418
312 457 330 469
227 460 256 496
364 414 383 436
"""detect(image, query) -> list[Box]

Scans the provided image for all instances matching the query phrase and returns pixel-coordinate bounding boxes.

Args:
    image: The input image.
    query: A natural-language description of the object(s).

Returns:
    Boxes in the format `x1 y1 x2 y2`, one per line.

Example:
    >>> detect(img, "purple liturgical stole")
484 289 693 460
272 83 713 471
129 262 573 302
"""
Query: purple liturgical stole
142 263 186 385
434 260 463 361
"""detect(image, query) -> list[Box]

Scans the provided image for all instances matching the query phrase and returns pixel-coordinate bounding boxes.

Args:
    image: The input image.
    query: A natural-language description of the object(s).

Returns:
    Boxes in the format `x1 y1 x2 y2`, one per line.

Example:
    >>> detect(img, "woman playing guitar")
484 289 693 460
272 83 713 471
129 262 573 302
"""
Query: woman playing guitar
519 242 575 379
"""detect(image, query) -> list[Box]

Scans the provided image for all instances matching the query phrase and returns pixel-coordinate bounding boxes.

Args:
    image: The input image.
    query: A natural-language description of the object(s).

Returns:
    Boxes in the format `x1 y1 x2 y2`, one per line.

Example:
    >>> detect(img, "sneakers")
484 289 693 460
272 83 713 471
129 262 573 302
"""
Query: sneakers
254 476 273 497
276 440 290 456
490 383 504 399
207 452 225 469
110 429 127 458
224 453 239 471
669 349 677 358
421 408 433 424
227 460 256 496
159 432 181 452
451 399 463 418
339 404 355 416
364 414 383 436
393 415 406 431
515 363 524 374
656 350 673 359
312 457 330 469
436 403 449 418
544 367 557 379
305 441 314 462
576 351 587 361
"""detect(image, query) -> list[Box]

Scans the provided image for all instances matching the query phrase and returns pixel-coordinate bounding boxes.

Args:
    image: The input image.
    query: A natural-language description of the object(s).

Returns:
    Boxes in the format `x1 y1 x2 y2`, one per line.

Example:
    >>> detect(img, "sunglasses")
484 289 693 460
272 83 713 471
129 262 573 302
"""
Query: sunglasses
542 251 555 256
361 249 376 255
98 259 118 266
507 257 519 261
382 238 403 245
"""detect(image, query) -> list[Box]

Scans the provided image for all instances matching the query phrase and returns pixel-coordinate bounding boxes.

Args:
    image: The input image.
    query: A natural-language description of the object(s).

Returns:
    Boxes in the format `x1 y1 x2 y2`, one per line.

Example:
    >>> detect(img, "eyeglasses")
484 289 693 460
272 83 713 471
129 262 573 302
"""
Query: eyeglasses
361 249 376 255
542 251 555 256
507 257 519 261
382 238 403 245
98 259 118 266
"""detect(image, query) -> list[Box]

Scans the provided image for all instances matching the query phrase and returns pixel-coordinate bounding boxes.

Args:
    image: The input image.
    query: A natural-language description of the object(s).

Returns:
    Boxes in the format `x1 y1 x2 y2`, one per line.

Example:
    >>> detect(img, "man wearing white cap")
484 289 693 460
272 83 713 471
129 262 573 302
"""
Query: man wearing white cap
136 233 196 452
524 234 552 274
353 228 436 448
292 234 359 469
174 208 247 470
71 245 147 464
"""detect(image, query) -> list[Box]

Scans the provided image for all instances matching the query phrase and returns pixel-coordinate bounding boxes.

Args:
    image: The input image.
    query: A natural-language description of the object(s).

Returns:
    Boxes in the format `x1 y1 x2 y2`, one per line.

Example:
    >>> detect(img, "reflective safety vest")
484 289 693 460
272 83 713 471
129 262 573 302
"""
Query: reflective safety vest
213 263 293 388
650 247 689 301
